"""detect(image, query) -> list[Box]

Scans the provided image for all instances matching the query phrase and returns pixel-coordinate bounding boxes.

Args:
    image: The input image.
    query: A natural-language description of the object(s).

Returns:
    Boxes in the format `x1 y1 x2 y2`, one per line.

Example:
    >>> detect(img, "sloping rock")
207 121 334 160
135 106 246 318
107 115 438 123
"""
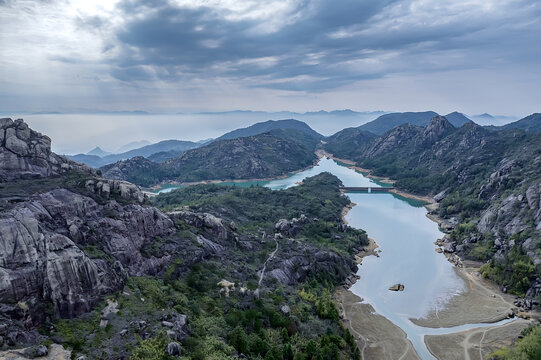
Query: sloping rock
169 209 232 242
0 188 175 323
265 239 355 286
421 116 455 145
0 118 93 182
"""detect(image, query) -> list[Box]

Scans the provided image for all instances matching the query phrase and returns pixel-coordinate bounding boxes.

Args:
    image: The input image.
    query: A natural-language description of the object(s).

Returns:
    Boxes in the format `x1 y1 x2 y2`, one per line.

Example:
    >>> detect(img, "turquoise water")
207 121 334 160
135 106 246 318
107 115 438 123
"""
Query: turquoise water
152 157 514 359
152 180 270 194
265 158 515 360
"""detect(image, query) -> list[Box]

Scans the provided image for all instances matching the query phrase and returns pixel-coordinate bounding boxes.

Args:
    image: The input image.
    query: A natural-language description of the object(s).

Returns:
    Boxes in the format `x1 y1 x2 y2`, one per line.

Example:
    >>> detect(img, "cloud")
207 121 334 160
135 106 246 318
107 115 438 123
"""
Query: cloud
91 0 541 91
0 0 540 114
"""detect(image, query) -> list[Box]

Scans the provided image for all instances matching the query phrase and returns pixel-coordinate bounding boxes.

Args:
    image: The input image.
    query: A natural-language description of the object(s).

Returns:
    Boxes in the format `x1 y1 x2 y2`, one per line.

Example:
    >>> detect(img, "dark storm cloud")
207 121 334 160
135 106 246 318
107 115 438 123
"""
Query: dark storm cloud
92 0 541 91
103 0 400 88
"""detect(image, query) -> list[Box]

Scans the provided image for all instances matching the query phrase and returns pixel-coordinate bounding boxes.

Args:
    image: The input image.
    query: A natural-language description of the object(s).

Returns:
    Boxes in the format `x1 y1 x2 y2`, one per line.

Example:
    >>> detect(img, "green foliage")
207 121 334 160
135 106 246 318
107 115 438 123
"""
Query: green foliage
130 331 176 360
102 129 320 187
56 312 102 352
489 326 541 360
153 173 368 258
50 173 361 360
480 246 538 295
83 245 108 259
316 289 340 321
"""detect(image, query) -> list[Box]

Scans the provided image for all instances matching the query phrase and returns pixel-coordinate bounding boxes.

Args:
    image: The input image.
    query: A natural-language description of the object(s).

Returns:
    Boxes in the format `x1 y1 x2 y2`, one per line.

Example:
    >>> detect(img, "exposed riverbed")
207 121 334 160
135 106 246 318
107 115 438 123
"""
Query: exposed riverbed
154 157 524 359
265 158 522 360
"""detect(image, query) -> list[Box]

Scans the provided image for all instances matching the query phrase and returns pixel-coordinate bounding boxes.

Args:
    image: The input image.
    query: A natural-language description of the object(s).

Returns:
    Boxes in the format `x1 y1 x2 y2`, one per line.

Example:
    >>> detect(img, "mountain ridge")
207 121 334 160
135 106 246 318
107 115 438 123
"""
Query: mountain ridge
212 119 323 142
357 111 471 135
100 128 321 186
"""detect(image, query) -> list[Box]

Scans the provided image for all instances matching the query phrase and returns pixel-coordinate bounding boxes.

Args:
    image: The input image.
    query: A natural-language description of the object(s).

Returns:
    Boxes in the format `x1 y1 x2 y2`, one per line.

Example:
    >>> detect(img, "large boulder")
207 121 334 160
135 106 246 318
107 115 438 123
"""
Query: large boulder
0 118 94 182
0 188 175 323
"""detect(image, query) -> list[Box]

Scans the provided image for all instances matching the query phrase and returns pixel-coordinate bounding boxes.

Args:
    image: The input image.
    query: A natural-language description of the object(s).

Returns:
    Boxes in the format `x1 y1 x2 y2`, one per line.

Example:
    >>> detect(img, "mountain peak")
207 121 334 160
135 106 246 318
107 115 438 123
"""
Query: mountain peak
422 115 455 144
213 119 323 142
86 146 111 157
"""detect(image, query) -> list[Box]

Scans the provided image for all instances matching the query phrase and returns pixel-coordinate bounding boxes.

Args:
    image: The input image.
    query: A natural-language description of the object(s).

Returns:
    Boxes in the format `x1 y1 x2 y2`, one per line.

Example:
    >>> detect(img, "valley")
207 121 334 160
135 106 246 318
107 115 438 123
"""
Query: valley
0 113 540 360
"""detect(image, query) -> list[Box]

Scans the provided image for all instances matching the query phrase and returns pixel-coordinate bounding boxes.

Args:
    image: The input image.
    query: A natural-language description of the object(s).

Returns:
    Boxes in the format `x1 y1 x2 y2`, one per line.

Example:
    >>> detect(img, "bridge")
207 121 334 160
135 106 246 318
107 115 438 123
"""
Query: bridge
340 186 395 193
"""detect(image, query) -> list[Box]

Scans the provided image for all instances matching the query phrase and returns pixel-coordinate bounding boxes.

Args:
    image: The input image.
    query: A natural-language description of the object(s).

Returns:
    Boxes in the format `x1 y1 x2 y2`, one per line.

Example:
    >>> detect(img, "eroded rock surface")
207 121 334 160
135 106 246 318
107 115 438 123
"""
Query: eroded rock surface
0 188 175 325
0 118 93 182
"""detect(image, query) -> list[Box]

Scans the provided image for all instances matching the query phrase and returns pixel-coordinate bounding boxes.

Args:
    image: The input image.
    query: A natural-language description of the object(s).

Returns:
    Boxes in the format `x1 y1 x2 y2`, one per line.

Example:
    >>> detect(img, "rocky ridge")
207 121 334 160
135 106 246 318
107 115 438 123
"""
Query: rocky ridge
326 115 541 302
0 118 93 182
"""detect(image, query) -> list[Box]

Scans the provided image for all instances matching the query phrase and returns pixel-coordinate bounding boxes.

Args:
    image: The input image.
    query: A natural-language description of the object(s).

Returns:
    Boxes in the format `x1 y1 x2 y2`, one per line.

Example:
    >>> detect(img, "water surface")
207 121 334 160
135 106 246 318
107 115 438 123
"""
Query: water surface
154 157 513 359
265 158 513 360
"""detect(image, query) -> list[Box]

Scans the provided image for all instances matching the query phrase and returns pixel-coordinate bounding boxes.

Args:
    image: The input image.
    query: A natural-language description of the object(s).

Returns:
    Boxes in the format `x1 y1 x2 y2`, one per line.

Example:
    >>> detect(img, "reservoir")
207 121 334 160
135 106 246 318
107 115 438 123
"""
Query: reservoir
155 157 516 359
265 158 514 360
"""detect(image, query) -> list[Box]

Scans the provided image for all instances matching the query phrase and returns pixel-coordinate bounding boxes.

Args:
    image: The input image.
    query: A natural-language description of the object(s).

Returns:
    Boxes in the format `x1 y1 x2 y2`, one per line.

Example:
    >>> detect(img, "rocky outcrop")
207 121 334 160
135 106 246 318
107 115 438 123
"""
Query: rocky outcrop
364 123 422 158
265 238 356 286
477 181 541 254
168 209 232 242
0 118 93 182
479 158 521 200
100 156 158 182
274 214 309 237
420 116 455 145
0 188 175 324
84 178 147 203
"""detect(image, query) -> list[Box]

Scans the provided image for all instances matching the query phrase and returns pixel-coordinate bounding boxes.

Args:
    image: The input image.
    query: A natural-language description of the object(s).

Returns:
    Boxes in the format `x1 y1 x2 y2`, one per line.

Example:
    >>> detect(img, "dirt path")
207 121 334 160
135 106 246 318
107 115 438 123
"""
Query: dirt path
425 319 532 360
258 239 279 286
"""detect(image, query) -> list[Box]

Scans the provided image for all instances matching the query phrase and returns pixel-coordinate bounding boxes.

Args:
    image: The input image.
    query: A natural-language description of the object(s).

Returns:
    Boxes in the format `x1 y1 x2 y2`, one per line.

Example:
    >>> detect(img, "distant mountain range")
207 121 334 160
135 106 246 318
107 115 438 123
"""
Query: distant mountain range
357 111 471 135
213 119 323 142
101 128 321 186
68 113 539 171
116 140 151 153
186 109 386 118
68 139 201 167
68 119 323 168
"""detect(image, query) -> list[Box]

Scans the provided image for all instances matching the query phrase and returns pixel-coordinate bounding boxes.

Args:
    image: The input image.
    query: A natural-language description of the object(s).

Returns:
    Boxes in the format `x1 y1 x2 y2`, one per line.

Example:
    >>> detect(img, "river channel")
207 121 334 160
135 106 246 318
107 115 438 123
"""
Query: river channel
156 157 515 359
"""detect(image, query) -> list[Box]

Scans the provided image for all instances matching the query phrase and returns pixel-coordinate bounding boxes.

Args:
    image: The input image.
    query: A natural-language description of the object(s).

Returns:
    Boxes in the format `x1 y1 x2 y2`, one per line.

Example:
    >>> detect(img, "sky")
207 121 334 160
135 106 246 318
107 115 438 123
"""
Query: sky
1 0 540 117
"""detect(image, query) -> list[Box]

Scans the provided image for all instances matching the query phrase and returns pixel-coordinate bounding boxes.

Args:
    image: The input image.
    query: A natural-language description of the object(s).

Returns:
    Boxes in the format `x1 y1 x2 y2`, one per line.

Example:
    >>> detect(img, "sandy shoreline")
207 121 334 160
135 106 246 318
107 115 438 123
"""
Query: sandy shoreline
411 264 518 328
330 150 539 359
336 289 420 360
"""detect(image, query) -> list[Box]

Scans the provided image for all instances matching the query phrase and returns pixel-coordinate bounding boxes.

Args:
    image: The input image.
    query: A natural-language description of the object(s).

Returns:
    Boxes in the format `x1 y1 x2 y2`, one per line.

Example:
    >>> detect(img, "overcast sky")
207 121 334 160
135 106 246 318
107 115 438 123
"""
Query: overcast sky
1 0 540 116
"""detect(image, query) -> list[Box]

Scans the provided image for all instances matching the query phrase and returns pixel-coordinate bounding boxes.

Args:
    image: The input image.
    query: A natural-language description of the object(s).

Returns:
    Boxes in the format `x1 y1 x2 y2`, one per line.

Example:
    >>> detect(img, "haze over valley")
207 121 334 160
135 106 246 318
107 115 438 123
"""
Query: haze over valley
1 1 540 360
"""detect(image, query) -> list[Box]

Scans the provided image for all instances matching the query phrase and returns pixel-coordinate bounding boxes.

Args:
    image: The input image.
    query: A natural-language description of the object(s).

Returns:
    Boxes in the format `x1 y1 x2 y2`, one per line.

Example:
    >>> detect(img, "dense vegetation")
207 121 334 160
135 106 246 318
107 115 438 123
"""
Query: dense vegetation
51 173 367 359
101 129 320 187
489 325 541 359
324 116 541 297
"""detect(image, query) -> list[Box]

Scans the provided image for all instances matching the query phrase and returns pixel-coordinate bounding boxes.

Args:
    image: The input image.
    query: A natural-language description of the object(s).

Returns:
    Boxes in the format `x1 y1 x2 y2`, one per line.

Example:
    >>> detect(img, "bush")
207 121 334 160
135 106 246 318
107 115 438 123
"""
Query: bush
489 326 541 359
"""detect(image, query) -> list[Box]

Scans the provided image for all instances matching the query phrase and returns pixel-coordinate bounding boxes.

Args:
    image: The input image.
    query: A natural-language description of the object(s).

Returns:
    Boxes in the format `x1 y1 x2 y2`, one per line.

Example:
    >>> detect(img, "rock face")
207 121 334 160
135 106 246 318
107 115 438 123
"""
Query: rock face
100 156 158 182
477 180 541 265
364 123 422 158
274 214 309 237
0 188 174 324
420 116 455 145
84 178 148 203
265 238 356 286
0 118 93 182
168 209 232 242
